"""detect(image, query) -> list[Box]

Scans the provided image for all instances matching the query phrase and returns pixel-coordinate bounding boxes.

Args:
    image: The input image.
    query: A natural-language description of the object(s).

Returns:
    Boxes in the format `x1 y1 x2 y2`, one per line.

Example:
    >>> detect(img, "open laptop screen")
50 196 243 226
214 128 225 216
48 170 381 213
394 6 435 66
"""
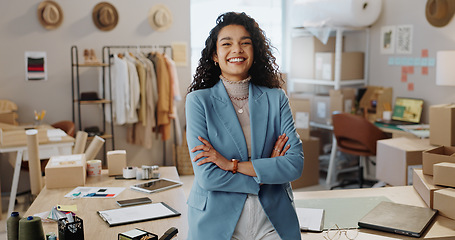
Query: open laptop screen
392 97 424 123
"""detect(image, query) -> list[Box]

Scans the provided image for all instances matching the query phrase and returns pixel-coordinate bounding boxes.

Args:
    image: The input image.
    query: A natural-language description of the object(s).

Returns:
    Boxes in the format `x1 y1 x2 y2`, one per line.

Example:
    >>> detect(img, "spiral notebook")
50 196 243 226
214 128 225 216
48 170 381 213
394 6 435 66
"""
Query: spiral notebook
98 202 180 227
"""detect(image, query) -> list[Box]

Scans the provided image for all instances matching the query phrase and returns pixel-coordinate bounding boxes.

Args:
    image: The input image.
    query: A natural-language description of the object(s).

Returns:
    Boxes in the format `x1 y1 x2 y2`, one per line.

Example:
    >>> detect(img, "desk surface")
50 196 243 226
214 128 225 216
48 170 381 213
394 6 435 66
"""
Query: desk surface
24 167 188 240
295 186 455 239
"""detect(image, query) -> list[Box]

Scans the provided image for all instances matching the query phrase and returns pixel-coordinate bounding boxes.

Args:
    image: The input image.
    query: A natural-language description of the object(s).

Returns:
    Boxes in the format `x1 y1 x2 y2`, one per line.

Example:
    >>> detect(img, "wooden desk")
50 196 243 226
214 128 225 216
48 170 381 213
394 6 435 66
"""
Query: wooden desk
295 186 455 239
24 167 188 240
0 124 74 217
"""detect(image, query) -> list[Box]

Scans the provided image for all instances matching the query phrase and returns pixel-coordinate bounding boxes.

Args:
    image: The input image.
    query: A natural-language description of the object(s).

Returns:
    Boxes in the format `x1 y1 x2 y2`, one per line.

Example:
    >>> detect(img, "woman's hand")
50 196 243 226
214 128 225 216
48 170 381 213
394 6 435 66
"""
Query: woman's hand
191 136 233 171
270 133 290 158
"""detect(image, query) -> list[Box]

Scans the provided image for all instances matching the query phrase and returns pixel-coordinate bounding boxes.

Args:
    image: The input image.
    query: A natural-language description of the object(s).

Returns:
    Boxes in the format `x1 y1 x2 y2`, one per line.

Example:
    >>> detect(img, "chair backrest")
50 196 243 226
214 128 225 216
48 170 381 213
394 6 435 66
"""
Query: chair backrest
332 113 388 156
51 120 75 137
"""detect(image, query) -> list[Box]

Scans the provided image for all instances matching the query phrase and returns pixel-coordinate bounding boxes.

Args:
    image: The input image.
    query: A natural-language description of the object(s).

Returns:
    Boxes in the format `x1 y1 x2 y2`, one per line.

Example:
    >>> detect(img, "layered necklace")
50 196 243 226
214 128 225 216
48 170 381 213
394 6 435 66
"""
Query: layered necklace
220 75 251 114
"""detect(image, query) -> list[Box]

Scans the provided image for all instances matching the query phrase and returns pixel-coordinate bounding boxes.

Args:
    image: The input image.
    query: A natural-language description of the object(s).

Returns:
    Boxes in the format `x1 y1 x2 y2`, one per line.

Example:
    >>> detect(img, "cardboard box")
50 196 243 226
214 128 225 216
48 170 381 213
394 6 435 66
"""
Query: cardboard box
292 137 320 189
289 97 311 140
433 162 455 187
0 112 18 125
107 150 127 176
314 52 364 81
358 86 393 122
290 36 341 79
429 104 455 146
376 138 433 186
329 88 356 114
45 154 86 189
422 146 455 175
0 126 48 147
412 168 443 208
434 188 455 220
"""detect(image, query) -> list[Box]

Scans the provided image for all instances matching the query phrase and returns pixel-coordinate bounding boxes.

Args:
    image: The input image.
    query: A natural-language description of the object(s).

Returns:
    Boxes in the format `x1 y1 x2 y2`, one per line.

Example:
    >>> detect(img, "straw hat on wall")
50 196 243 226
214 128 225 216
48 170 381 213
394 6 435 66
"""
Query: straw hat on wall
92 2 119 31
148 4 173 32
37 1 63 30
426 0 455 27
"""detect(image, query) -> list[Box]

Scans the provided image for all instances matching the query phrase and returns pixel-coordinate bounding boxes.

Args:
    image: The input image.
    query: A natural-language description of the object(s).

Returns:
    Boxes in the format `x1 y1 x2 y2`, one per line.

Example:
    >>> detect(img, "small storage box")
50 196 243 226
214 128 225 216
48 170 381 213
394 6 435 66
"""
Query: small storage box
45 154 86 189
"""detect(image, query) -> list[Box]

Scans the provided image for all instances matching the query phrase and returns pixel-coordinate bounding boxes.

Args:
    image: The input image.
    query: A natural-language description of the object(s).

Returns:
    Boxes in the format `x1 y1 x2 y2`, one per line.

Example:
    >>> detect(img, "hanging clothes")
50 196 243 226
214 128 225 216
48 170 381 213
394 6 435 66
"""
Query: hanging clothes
124 53 140 124
148 52 173 141
128 53 158 149
110 54 129 125
164 54 183 146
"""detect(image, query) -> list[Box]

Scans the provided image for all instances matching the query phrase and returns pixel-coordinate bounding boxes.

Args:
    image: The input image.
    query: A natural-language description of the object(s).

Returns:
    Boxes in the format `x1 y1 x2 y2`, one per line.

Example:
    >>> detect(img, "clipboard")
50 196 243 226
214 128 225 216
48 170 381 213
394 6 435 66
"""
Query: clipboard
97 202 181 227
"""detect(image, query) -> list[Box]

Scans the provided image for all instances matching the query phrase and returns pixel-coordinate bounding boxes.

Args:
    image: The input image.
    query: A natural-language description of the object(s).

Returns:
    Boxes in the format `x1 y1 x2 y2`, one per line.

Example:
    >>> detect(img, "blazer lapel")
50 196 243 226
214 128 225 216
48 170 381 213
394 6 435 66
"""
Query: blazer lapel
211 81 249 160
249 84 268 159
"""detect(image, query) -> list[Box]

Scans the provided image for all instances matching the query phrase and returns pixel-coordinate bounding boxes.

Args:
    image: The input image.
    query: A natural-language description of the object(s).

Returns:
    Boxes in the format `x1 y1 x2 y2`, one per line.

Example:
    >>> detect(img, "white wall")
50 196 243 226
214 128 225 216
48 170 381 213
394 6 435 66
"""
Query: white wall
0 0 191 172
286 0 455 123
370 0 455 123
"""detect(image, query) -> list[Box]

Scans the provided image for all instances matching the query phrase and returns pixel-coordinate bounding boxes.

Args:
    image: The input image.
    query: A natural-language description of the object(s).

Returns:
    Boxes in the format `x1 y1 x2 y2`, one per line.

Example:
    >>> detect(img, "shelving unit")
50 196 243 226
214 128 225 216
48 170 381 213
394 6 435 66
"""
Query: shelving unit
290 27 370 90
289 27 370 187
70 46 115 158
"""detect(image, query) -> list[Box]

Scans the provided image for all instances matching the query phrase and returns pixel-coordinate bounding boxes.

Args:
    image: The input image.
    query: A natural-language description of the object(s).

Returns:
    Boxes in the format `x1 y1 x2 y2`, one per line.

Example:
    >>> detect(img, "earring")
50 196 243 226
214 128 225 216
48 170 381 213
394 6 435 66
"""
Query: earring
214 62 218 66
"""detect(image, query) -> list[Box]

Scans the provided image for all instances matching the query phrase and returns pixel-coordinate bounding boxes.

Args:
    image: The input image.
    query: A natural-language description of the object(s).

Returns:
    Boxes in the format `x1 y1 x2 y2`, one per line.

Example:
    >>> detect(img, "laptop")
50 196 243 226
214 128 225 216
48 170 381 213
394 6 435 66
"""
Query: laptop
377 97 424 125
358 201 437 238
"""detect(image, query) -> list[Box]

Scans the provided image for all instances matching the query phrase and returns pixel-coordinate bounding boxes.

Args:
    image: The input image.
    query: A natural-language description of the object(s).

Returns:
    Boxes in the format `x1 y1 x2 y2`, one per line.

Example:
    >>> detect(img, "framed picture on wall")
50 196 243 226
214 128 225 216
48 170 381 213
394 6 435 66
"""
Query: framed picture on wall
396 25 413 54
380 25 396 54
25 51 47 81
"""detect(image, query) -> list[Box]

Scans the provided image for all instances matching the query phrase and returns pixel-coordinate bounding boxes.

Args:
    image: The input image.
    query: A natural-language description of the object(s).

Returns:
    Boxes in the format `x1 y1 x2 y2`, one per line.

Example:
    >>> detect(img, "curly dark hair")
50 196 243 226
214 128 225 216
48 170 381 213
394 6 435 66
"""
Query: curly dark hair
188 12 283 93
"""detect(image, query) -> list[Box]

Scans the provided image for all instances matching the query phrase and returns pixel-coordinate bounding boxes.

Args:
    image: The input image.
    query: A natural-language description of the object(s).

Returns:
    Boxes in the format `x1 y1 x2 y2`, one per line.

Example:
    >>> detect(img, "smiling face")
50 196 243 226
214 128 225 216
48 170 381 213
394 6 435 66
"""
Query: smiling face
213 24 254 81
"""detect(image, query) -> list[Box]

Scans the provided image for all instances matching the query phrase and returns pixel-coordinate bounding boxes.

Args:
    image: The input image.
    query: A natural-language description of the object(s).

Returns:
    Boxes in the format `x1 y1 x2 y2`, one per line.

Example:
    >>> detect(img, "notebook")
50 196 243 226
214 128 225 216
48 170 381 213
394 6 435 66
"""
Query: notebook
296 208 324 232
376 97 424 125
358 201 437 238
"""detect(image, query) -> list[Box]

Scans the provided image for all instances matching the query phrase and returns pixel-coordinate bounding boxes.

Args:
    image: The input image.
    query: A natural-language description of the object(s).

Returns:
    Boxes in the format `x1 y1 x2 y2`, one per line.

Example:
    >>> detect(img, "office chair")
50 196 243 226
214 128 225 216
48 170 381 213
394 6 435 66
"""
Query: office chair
51 120 75 137
331 112 388 189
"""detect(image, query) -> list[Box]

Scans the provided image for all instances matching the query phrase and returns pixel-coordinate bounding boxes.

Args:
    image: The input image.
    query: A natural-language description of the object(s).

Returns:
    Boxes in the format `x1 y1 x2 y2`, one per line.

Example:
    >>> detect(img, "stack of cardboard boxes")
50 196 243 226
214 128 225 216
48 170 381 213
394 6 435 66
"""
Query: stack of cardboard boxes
412 104 455 220
288 96 320 189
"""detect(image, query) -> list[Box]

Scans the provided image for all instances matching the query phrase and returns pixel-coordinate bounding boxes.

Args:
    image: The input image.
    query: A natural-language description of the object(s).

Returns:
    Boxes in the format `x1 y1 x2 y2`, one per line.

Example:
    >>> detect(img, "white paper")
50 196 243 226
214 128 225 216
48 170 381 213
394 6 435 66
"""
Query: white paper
296 207 324 232
396 25 413 54
295 112 310 129
317 102 327 118
322 64 332 80
64 186 125 198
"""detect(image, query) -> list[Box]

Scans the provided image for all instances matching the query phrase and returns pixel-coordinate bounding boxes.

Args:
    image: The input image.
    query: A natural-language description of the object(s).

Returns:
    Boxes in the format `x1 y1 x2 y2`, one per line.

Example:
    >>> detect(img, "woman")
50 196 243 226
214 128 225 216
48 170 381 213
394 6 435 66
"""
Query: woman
186 12 303 240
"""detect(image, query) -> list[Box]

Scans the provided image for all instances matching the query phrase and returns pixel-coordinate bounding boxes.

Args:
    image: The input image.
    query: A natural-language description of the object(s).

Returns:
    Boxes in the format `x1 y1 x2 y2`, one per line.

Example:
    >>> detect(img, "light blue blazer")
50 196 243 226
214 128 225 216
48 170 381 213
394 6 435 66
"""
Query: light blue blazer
185 80 304 240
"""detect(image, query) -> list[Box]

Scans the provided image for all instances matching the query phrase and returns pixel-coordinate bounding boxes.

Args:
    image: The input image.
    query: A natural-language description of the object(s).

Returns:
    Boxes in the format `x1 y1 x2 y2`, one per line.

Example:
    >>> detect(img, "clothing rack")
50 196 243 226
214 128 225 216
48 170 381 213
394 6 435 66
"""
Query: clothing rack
101 45 174 166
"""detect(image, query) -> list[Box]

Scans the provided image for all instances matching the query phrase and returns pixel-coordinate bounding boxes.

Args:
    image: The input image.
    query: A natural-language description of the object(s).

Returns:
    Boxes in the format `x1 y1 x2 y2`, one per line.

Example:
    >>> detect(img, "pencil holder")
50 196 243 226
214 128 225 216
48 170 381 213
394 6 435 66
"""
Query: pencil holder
58 216 84 240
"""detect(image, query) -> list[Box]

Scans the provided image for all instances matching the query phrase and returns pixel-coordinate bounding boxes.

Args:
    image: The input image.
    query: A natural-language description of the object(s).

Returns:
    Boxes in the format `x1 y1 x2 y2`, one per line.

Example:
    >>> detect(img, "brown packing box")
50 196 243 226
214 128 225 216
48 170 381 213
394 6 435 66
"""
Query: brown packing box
412 168 443 208
289 97 311 140
314 52 364 80
376 138 433 186
433 162 455 187
45 154 86 189
358 86 393 122
422 146 455 175
0 112 18 125
289 36 341 79
434 188 455 220
292 137 320 189
429 104 455 146
329 88 356 114
0 125 48 147
107 150 127 176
